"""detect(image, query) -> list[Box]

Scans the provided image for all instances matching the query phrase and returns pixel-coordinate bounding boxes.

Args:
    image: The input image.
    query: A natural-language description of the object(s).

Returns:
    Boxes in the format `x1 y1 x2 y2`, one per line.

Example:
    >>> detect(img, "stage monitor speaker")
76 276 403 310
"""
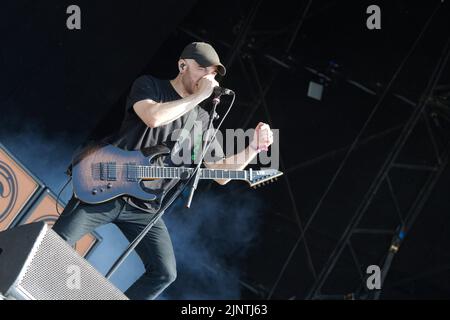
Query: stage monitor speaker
18 188 100 258
0 221 128 300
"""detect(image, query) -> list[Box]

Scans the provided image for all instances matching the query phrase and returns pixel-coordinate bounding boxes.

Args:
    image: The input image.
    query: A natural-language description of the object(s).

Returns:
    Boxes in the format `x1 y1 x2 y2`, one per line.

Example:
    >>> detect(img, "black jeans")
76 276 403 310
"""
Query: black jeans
52 195 177 300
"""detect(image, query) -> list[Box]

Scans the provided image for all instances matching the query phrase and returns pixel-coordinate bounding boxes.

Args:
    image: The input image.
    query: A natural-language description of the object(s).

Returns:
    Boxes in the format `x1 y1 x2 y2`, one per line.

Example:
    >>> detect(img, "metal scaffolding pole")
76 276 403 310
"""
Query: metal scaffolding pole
306 35 450 299
177 0 449 300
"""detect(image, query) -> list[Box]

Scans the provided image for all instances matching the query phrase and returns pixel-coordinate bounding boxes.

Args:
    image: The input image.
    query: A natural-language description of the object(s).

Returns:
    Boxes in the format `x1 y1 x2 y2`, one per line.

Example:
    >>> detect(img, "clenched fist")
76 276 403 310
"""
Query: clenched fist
250 122 274 152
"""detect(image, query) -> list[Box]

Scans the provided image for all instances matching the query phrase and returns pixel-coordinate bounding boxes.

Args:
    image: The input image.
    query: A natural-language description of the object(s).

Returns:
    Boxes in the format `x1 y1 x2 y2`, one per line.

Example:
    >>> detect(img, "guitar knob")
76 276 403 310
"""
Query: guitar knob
107 183 112 189
100 188 104 192
92 189 97 195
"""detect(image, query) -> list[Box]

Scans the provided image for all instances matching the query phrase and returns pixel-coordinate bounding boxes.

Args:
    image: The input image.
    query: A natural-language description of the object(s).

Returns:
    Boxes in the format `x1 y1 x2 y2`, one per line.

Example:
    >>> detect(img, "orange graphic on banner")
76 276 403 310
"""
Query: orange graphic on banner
0 147 41 231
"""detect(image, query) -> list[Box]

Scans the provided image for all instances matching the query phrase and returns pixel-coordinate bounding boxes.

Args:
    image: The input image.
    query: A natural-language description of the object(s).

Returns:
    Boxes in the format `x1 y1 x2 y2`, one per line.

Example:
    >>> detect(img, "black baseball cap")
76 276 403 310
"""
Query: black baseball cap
180 42 226 76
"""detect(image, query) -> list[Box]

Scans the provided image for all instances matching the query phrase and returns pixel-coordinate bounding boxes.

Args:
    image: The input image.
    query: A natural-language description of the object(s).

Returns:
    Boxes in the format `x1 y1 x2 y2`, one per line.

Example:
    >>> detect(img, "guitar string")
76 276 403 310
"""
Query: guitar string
91 165 248 180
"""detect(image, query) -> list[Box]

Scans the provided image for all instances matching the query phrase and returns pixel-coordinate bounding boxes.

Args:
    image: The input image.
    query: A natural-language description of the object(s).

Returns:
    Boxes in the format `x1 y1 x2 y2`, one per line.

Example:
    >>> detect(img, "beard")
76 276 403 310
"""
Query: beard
181 76 196 95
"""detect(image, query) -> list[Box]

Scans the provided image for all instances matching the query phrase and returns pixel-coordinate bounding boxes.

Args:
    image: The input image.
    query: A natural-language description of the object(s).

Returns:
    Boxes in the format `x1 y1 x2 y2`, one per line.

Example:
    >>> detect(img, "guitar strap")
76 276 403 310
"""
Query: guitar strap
170 106 198 158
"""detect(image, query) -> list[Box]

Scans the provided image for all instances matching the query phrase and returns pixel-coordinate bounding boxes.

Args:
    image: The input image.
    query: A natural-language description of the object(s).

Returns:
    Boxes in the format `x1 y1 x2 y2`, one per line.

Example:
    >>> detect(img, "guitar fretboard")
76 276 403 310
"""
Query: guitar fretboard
135 166 247 180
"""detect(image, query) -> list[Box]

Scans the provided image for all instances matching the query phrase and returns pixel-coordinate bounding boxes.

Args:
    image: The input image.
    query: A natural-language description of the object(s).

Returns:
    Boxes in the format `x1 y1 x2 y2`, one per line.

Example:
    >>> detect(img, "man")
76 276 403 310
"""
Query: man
53 42 273 299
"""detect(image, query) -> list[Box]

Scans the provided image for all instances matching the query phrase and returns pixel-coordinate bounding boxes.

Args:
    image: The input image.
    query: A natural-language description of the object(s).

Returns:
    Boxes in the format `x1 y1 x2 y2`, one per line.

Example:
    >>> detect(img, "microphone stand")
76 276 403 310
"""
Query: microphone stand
106 90 233 281
105 176 189 280
185 93 221 208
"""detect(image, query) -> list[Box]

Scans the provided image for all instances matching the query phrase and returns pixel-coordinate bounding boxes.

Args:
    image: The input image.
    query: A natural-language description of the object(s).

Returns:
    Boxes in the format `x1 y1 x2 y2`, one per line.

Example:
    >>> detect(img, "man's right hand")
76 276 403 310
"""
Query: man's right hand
195 74 219 99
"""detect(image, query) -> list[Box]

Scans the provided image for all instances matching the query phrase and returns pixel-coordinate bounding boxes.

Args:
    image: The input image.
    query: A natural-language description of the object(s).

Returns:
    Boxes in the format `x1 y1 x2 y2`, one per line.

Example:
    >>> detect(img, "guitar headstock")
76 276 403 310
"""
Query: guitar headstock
247 168 283 188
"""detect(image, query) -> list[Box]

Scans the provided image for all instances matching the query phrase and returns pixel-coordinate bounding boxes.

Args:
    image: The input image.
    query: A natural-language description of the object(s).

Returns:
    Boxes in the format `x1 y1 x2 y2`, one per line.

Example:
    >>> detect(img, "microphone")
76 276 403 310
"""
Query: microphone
213 86 234 96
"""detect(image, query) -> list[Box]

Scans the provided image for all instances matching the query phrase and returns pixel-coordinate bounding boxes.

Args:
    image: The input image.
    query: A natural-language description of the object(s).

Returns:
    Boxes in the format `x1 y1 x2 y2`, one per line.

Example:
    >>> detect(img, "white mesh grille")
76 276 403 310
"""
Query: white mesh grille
19 229 127 300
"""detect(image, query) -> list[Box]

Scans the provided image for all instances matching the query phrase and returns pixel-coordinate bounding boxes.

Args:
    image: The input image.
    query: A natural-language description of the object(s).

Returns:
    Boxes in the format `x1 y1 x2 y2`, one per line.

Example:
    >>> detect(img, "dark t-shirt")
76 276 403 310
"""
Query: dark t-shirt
110 75 224 213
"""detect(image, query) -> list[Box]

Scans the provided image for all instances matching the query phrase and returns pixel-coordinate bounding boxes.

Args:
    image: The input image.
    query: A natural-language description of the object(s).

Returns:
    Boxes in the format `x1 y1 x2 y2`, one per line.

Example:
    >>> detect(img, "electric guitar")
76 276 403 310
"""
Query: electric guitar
71 143 283 204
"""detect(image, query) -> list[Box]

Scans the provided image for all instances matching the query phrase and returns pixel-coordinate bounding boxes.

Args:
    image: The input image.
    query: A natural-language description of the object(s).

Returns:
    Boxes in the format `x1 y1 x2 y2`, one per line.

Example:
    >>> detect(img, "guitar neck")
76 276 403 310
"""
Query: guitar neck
137 166 248 181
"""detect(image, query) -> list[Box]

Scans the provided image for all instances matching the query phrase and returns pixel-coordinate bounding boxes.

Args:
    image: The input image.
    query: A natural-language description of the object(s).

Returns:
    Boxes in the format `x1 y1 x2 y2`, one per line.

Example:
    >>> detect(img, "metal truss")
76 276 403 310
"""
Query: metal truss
307 36 450 299
177 0 450 300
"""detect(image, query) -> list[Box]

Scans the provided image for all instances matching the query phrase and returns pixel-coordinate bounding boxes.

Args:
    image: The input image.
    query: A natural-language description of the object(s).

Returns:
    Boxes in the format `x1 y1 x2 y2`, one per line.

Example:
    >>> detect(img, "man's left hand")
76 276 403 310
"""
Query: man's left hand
250 122 274 152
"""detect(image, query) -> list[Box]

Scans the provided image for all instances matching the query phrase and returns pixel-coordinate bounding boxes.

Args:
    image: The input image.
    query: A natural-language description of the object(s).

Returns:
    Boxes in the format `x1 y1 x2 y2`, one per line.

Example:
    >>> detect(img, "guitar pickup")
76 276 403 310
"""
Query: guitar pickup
100 162 117 181
126 163 138 181
107 162 117 181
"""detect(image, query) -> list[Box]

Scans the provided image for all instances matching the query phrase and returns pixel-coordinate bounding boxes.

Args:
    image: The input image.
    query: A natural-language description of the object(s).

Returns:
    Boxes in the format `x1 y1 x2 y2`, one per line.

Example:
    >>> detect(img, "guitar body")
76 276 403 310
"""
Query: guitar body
72 143 170 204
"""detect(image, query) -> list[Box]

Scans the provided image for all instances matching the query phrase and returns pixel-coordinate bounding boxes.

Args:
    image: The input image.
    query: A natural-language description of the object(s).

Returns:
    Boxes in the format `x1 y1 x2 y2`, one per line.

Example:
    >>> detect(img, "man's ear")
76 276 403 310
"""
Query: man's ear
179 60 186 72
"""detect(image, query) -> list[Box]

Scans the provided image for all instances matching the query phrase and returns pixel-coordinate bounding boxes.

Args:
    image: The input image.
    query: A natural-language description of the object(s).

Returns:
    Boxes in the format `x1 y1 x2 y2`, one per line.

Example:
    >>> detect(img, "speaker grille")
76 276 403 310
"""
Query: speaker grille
19 229 127 300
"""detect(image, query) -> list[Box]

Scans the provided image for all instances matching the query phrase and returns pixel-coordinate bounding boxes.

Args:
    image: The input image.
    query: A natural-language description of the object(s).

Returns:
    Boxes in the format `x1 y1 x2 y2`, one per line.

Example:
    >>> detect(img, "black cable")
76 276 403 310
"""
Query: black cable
196 93 236 166
55 175 72 215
